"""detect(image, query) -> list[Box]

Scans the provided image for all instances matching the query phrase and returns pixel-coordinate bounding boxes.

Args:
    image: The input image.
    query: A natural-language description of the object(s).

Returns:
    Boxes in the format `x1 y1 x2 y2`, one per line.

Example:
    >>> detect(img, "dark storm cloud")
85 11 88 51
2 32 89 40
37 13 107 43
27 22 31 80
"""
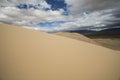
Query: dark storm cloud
65 0 120 14
84 0 120 11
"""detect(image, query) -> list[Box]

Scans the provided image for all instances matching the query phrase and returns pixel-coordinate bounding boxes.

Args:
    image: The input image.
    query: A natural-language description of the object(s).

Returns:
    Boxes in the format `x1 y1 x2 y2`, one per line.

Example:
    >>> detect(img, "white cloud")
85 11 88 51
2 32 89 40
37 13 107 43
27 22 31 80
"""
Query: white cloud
29 9 118 32
65 0 120 15
40 1 51 8
0 0 120 32
0 1 68 26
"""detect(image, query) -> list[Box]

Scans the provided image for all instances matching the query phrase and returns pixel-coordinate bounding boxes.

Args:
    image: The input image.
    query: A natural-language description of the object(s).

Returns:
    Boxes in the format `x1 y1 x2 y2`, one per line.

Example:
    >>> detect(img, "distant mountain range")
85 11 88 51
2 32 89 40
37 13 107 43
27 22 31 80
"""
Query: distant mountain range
67 28 120 38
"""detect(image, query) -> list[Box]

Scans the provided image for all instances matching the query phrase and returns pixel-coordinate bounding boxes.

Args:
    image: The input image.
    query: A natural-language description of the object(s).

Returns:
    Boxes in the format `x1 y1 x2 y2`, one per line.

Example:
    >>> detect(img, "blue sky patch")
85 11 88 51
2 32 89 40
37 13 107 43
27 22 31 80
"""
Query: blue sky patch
45 0 67 11
37 21 70 27
16 4 50 10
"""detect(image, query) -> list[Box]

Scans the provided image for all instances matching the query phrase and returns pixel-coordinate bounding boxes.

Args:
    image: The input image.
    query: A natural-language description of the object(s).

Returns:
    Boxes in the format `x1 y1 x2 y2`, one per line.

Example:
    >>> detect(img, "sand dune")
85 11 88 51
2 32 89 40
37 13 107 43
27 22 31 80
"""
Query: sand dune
0 24 120 80
56 32 98 45
93 38 120 51
56 32 120 51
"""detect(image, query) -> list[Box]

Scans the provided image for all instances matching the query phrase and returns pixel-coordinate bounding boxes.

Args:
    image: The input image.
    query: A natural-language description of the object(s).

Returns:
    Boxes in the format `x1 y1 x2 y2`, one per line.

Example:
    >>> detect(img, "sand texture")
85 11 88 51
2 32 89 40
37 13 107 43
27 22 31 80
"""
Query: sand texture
93 38 120 51
0 24 120 80
56 32 120 51
56 32 99 44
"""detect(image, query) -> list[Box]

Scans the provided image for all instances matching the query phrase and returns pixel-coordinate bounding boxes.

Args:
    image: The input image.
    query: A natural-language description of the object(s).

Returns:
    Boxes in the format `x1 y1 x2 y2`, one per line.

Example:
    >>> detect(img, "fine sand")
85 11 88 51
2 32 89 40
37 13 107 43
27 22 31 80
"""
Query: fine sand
93 38 120 51
56 32 120 51
56 32 99 45
0 24 120 80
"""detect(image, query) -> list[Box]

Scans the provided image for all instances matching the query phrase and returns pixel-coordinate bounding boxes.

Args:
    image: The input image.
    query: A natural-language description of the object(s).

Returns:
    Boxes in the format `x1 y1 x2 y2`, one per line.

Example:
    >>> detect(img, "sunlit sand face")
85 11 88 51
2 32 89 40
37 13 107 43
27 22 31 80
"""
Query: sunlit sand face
0 24 120 80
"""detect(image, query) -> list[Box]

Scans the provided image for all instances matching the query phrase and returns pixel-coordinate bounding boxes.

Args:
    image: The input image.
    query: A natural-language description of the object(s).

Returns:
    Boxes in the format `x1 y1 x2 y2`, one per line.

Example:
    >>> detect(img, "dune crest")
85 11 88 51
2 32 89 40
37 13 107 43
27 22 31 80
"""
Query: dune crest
56 32 120 51
56 32 98 44
0 24 120 80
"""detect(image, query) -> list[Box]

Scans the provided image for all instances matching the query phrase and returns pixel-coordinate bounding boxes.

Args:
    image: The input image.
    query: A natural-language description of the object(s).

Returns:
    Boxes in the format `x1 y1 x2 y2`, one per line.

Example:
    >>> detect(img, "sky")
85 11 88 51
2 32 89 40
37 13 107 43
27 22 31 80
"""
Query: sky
0 0 120 32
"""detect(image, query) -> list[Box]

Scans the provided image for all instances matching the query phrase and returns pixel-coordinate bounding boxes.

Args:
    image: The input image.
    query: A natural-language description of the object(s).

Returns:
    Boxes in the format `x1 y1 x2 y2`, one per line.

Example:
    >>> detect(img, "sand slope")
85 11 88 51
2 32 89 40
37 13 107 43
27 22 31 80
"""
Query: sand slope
0 24 120 80
56 32 120 51
56 32 98 44
93 38 120 51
